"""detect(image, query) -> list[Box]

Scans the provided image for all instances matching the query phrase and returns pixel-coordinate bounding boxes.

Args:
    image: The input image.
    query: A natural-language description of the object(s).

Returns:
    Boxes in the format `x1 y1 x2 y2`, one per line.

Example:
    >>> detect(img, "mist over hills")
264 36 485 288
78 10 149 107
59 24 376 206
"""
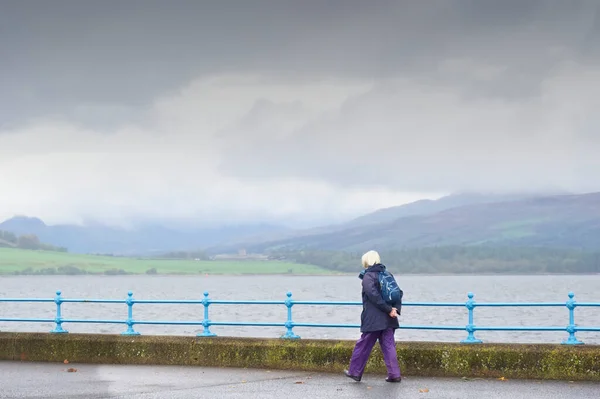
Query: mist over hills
2 191 599 257
0 217 287 255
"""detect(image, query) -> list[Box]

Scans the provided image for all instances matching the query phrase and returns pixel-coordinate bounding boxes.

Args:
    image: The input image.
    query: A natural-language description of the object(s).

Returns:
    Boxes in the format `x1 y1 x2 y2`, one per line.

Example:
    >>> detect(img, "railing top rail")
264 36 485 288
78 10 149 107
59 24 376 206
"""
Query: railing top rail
3 297 599 307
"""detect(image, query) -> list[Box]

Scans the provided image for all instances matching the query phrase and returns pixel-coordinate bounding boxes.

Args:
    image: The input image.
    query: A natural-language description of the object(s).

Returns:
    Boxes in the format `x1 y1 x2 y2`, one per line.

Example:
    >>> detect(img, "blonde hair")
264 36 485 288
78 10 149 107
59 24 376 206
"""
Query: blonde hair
361 250 381 269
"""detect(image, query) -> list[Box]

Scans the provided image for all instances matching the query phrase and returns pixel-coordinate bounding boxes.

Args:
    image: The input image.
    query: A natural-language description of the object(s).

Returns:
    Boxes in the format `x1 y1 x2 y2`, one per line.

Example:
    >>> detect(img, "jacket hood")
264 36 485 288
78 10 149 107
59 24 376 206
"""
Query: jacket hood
358 263 386 279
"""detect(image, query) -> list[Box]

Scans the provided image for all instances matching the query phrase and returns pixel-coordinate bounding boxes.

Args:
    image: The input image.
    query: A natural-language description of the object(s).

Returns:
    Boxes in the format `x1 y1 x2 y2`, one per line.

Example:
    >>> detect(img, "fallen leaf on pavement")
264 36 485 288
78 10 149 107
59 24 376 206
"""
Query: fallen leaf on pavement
419 388 429 393
67 368 77 372
498 377 508 381
63 359 69 364
295 381 304 384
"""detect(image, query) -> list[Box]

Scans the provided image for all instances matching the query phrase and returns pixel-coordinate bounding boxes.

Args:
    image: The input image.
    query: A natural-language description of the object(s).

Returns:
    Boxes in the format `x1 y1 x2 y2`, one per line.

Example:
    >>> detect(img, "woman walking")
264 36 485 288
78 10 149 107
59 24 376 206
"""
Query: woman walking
344 250 402 383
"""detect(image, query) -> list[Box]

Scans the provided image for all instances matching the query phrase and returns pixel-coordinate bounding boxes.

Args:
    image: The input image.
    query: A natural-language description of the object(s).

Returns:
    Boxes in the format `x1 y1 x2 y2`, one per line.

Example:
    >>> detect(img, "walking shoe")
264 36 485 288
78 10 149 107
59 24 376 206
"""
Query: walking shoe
386 376 402 383
344 370 361 382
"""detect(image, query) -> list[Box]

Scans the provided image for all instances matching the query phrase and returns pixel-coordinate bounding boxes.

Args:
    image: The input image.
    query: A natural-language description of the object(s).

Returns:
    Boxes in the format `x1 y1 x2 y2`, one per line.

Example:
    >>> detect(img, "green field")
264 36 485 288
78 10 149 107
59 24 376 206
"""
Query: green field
0 248 332 275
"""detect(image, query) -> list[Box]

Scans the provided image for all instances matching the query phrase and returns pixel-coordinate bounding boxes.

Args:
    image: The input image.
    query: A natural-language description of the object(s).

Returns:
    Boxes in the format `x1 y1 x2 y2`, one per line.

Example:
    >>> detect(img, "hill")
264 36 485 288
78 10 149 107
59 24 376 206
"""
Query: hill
206 192 549 253
0 217 289 255
209 192 600 253
0 247 331 275
3 192 515 255
341 192 540 228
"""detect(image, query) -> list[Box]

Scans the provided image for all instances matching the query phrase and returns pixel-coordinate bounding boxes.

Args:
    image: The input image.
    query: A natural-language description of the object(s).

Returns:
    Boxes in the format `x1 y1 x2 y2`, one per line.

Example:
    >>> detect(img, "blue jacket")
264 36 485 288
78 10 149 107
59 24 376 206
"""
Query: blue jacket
358 263 400 333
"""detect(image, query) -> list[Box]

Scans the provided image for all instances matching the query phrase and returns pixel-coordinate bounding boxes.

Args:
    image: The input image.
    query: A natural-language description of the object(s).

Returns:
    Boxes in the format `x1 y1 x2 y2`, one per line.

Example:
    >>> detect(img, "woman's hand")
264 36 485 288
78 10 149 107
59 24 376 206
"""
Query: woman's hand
389 307 398 318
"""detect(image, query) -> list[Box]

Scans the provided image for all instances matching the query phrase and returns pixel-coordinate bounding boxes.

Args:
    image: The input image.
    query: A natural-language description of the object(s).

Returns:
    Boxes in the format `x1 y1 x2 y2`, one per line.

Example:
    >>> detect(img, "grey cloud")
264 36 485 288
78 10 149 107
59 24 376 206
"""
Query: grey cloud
2 0 599 128
217 65 600 193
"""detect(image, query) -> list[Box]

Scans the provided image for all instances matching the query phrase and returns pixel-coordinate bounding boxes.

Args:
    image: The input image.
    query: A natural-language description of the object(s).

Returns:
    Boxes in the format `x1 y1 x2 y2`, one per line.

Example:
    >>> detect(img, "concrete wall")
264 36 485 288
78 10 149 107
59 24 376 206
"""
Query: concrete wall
1 332 599 381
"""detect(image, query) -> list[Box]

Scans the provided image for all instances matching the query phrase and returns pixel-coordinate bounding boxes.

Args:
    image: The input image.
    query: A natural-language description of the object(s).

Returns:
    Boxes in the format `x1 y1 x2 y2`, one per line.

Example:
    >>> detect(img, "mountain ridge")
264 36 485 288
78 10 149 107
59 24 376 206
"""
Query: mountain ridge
2 191 597 255
207 191 600 253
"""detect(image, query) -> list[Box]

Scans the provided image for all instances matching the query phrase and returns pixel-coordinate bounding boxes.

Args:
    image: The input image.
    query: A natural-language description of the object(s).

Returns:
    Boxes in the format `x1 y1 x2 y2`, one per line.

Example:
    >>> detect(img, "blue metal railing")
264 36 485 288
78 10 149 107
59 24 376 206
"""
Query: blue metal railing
1 290 599 344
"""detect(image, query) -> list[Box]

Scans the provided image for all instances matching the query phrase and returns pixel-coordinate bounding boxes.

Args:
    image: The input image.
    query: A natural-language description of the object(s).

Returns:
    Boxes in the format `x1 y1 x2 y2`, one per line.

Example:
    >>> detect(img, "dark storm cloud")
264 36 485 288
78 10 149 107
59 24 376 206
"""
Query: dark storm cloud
2 0 599 128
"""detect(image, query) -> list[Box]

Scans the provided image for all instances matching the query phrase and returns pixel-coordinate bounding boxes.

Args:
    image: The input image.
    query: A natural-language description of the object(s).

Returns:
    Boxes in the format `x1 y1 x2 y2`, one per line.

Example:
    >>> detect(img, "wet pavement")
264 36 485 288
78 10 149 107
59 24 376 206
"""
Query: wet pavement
1 361 599 399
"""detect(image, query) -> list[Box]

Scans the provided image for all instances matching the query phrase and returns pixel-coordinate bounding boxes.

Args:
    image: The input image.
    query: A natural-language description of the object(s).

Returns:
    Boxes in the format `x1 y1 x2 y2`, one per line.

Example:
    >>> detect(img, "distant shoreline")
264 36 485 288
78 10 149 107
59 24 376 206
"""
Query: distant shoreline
3 247 600 277
0 247 331 276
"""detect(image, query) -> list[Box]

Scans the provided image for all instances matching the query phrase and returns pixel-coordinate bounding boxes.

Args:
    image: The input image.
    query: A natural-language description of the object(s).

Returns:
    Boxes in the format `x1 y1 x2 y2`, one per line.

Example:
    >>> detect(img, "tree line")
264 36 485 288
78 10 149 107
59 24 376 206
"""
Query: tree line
0 230 67 252
268 246 600 274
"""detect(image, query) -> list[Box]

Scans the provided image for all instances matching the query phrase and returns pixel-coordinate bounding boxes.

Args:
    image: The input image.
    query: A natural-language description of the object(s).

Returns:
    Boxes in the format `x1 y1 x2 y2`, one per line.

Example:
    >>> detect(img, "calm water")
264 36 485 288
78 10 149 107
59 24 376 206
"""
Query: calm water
1 275 599 344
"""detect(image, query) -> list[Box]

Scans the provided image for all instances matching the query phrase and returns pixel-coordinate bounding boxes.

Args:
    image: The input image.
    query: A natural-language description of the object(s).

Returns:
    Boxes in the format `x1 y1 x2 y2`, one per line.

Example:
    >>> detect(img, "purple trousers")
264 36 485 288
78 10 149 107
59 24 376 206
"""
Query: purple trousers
348 328 401 379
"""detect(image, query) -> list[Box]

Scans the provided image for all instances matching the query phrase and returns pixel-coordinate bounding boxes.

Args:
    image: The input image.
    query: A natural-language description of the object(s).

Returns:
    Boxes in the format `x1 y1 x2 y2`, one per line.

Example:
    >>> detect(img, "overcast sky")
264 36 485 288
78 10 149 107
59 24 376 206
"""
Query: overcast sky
1 0 599 227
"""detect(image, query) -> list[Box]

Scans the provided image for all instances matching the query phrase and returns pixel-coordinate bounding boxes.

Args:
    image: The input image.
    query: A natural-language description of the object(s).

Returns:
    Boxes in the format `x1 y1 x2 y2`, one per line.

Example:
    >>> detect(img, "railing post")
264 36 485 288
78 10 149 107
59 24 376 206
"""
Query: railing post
461 292 482 344
562 292 583 345
50 290 68 334
281 291 300 339
197 291 216 337
121 291 140 336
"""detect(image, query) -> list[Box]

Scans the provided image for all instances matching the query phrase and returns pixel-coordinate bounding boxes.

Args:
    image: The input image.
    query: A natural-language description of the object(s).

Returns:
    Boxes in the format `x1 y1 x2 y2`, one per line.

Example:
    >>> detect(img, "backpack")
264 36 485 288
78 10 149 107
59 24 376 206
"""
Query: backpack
378 270 403 306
